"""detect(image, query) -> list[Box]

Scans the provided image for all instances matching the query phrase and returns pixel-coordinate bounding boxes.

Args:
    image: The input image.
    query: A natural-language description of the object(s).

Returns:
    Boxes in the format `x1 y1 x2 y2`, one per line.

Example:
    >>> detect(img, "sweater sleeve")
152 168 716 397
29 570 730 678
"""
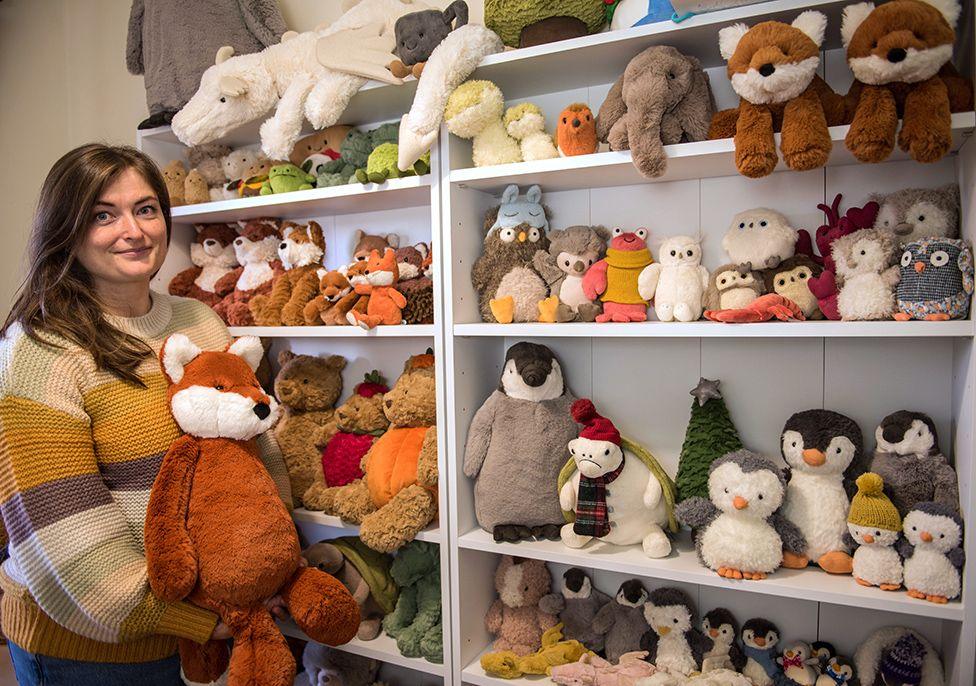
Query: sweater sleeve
257 431 293 511
0 358 216 645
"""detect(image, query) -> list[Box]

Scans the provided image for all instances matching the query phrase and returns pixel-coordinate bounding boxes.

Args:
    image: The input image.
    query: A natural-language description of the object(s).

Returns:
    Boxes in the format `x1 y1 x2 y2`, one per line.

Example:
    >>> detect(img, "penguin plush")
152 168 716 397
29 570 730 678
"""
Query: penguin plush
811 641 837 672
701 608 746 673
741 618 783 686
639 587 712 676
538 567 611 653
592 579 649 663
815 655 856 686
675 450 806 580
869 410 959 517
778 641 819 685
780 409 863 574
899 501 965 604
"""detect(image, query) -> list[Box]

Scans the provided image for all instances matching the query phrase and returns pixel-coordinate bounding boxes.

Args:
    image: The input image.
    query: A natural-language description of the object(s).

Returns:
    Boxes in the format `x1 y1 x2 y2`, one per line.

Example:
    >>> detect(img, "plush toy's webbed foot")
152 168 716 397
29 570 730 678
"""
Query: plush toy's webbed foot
879 583 901 591
817 551 853 574
741 571 766 580
530 524 562 541
538 296 560 323
490 296 515 324
855 576 872 587
925 313 950 321
925 594 949 604
717 567 743 579
893 312 912 321
368 170 391 184
907 588 926 599
493 524 533 542
282 566 360 646
781 551 809 569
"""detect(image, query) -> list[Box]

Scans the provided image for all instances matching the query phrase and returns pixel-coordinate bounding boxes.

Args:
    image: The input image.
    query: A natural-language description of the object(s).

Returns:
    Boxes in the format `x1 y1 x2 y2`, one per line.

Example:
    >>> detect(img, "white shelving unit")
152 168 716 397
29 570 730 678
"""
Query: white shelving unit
139 1 976 683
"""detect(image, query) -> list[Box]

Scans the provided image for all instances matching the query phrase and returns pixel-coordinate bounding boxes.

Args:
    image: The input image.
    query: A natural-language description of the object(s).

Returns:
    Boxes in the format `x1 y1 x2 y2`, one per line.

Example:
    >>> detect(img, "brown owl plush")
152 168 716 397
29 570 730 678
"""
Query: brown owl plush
704 262 766 311
764 255 823 319
471 185 551 323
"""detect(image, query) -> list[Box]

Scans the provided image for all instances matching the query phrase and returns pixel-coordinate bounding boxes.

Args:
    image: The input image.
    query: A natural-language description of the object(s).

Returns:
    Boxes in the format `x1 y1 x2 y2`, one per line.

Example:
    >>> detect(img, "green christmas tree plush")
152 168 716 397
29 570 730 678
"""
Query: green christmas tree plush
675 378 742 503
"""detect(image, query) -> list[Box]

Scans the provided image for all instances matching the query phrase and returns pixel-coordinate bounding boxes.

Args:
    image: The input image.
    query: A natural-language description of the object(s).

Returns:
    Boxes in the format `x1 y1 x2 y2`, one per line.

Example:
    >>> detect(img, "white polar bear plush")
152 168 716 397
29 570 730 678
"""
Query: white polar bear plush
638 235 709 322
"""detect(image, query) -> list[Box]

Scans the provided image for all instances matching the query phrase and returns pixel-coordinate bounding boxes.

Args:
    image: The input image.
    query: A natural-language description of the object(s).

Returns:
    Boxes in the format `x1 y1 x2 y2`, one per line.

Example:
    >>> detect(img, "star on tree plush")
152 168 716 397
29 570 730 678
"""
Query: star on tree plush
675 378 743 503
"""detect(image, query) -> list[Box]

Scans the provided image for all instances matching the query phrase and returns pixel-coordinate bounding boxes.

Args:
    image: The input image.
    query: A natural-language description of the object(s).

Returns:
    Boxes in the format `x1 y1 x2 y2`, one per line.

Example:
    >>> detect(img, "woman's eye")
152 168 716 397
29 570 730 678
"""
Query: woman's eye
95 211 112 222
137 204 157 216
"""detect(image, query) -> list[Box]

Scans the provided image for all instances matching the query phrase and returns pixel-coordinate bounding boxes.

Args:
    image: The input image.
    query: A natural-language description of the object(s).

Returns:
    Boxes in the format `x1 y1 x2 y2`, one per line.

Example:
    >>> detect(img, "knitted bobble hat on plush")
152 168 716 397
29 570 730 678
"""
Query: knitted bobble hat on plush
881 634 924 686
848 472 901 531
571 399 621 446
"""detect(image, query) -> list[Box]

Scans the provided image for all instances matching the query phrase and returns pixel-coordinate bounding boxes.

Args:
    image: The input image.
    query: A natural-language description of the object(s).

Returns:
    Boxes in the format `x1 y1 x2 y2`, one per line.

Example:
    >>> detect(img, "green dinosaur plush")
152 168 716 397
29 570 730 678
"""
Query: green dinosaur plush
382 540 442 663
259 163 315 195
356 144 431 184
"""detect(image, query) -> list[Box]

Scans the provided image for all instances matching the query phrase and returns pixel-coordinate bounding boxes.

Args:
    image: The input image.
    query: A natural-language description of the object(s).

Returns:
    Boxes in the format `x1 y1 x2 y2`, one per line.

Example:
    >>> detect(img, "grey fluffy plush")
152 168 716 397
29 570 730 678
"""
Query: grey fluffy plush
596 46 714 178
463 343 577 538
539 568 611 653
533 225 610 322
593 580 649 664
126 0 286 126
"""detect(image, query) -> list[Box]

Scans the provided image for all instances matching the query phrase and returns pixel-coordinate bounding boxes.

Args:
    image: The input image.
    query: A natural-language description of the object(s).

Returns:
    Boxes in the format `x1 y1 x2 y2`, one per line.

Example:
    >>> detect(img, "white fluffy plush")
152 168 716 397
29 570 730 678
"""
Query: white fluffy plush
848 44 953 85
833 229 900 320
397 24 504 171
644 603 697 676
639 235 709 322
505 104 559 162
849 524 903 588
161 334 202 384
445 81 522 167
781 430 856 560
853 627 945 686
902 508 962 600
278 223 325 269
173 0 427 160
233 233 279 291
729 57 820 105
722 209 797 269
559 438 671 558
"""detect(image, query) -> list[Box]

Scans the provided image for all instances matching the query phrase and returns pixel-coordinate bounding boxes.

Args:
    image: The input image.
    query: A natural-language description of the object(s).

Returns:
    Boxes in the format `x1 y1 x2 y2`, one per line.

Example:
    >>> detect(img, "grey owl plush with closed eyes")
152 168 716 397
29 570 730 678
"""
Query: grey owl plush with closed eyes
871 184 960 243
895 238 973 321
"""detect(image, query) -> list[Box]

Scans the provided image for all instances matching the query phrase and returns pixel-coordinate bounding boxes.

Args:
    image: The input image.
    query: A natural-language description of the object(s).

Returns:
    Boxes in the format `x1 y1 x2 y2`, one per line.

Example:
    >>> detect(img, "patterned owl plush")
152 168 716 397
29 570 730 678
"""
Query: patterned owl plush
895 239 974 321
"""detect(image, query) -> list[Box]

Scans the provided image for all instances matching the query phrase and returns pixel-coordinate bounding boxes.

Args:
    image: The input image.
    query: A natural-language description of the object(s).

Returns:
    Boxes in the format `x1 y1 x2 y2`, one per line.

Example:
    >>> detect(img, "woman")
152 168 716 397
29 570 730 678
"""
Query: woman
0 144 292 685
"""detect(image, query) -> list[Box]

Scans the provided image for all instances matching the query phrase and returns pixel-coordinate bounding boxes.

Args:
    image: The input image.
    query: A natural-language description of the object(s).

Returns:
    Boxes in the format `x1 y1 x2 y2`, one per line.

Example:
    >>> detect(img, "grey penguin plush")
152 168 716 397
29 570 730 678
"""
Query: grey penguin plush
741 618 783 686
538 568 611 652
592 579 649 664
869 410 959 516
639 587 712 676
701 608 746 672
463 342 578 542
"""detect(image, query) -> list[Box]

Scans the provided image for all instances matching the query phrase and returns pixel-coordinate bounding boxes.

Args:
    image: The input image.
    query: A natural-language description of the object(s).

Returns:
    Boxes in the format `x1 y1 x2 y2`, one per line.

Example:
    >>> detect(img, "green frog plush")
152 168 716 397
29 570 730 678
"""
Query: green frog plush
356 143 431 184
260 163 315 195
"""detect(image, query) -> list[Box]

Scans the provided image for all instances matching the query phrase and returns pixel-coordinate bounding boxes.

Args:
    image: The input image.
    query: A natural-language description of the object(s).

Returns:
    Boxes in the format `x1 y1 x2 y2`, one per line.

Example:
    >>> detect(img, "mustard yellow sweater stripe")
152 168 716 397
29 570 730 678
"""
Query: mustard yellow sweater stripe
0 292 291 662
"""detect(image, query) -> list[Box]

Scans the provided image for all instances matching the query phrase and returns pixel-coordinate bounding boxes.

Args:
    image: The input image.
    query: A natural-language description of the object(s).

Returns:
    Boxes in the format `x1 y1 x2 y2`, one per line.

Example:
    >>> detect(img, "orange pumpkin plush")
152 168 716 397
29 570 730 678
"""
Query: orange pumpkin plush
146 335 359 686
709 12 847 178
841 0 974 164
330 352 438 553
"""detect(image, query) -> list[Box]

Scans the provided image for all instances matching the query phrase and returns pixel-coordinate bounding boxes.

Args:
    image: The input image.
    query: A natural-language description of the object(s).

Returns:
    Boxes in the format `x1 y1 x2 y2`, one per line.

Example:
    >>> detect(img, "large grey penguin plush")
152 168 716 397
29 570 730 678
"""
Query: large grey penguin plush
593 579 650 664
539 568 611 653
463 342 578 542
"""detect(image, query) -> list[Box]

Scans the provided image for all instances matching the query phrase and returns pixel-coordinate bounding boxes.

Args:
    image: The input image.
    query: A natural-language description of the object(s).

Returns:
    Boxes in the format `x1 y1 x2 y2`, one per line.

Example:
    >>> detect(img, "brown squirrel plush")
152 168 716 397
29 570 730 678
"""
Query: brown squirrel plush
709 12 847 178
841 0 974 164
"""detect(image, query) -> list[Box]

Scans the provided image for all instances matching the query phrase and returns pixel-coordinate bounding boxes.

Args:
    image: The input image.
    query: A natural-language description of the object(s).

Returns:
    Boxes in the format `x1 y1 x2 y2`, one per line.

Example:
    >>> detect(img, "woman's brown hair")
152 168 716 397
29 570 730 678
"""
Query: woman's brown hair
2 144 172 386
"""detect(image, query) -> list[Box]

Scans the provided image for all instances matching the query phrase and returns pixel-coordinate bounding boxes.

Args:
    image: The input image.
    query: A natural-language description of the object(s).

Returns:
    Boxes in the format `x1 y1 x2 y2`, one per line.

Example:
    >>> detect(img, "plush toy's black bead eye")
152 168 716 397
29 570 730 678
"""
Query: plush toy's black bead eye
739 223 745 229
215 385 224 390
758 494 763 500
686 250 693 257
778 279 785 286
670 250 676 256
860 250 866 256
918 215 925 221
604 449 610 455
219 97 226 103
760 220 767 227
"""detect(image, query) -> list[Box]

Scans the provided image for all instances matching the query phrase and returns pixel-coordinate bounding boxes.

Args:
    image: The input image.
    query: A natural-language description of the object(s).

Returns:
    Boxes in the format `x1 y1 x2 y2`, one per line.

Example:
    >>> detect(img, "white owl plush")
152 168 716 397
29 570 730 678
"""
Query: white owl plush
638 236 709 322
722 208 798 270
833 229 900 321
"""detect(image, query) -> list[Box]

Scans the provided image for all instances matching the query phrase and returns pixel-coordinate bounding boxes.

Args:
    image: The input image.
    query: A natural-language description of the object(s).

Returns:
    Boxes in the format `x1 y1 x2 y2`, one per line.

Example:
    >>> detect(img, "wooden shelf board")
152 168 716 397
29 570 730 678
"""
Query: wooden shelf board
457 528 965 621
449 113 975 193
229 324 436 338
453 319 976 338
279 619 446 677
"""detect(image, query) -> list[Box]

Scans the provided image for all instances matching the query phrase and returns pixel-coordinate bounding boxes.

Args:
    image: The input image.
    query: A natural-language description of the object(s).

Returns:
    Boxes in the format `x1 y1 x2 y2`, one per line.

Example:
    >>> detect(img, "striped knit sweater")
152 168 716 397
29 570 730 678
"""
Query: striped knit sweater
0 291 292 662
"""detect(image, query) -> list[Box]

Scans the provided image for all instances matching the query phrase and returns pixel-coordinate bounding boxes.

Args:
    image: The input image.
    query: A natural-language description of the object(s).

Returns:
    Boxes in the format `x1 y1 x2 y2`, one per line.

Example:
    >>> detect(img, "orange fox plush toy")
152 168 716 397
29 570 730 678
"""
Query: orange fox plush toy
146 335 359 686
347 248 406 329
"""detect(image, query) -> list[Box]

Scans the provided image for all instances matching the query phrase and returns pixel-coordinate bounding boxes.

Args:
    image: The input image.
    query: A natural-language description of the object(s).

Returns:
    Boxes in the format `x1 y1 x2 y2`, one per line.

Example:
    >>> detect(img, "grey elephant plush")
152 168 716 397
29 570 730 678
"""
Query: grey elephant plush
390 1 469 79
596 45 715 178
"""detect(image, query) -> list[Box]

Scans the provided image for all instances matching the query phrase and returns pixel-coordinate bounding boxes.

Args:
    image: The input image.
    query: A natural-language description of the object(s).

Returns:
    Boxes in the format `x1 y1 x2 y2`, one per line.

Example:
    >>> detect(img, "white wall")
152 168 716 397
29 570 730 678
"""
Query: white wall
0 0 480 314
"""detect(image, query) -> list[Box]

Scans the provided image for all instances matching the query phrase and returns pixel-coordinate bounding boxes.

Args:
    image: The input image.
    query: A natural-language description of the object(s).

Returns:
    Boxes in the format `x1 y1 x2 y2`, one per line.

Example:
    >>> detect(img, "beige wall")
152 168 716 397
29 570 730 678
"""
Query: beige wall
0 0 479 313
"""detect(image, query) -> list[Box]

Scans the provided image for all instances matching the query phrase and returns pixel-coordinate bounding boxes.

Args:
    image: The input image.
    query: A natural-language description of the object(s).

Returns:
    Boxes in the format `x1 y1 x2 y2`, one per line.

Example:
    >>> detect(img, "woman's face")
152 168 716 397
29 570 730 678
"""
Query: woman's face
76 167 168 289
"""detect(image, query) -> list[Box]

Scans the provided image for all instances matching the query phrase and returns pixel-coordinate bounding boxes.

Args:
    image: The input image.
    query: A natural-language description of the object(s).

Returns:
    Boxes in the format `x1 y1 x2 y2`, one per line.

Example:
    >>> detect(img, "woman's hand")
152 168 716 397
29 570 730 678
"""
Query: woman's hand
265 595 288 621
211 621 233 641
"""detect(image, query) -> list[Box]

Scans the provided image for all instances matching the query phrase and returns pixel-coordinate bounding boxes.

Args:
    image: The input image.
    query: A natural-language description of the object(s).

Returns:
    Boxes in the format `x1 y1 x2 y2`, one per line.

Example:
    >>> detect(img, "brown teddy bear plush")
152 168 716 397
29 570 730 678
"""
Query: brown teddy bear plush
273 351 346 506
709 12 847 178
331 353 438 553
842 0 973 164
396 243 435 325
250 221 326 326
486 556 557 656
303 372 391 513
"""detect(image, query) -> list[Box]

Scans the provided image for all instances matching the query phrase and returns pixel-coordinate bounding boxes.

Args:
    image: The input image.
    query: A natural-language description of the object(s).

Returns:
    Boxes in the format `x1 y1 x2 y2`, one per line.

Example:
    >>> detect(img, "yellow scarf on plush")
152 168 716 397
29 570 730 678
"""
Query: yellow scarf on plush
602 248 653 304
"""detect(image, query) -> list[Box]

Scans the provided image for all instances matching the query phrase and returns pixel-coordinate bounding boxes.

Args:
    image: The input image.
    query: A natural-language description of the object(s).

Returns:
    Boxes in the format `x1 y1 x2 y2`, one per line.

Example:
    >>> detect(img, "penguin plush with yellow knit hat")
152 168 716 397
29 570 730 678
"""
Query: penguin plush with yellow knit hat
846 473 903 591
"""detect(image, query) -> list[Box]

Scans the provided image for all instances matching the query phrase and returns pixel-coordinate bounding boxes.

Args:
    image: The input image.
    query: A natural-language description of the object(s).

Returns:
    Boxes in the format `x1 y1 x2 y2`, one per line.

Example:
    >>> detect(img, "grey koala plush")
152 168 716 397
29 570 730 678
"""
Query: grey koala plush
533 225 610 322
592 580 650 664
539 568 612 653
390 1 469 79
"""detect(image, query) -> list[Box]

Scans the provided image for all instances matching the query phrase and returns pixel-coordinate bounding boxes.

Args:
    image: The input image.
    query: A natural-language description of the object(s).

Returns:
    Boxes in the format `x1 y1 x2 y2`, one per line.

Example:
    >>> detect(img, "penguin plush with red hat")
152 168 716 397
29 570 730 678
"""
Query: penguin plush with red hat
557 399 678 557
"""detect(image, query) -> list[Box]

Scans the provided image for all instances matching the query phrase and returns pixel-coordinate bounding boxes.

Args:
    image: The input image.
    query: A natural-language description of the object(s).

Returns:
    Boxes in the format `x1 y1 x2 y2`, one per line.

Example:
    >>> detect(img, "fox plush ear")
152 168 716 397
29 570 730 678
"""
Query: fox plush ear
792 11 827 46
841 2 876 48
922 0 961 27
227 336 264 372
718 23 750 60
161 334 202 384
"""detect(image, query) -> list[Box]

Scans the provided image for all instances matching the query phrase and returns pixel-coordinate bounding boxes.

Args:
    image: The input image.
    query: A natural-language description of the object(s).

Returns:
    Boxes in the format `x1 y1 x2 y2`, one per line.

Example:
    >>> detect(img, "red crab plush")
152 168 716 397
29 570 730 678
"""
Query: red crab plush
705 293 805 323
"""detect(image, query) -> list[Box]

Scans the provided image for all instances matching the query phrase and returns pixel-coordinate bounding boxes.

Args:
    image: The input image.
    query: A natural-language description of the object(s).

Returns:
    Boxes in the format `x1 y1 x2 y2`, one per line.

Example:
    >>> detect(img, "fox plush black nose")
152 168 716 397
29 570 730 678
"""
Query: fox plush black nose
882 422 907 443
759 63 775 77
253 402 271 420
572 118 581 128
888 48 906 63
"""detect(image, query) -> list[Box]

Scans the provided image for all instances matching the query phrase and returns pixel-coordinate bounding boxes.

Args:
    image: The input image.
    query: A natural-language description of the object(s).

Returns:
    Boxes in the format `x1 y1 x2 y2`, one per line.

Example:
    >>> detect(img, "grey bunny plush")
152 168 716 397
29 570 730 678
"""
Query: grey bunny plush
390 1 469 79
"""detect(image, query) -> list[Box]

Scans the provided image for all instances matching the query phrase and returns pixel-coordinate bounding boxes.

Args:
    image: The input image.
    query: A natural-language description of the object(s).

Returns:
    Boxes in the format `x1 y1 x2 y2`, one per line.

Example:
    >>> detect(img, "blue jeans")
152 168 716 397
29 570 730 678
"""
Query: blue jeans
7 642 183 686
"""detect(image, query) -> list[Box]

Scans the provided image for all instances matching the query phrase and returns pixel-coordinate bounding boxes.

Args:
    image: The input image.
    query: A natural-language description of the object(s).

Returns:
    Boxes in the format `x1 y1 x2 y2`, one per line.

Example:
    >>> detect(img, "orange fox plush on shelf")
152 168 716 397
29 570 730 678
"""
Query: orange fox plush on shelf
347 248 407 329
146 335 359 686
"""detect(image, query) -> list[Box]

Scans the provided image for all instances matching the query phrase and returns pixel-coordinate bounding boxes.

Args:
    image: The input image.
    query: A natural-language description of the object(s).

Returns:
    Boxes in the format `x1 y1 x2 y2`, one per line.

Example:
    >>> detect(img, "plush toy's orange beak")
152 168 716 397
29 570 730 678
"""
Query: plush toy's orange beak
733 495 749 510
802 449 826 466
657 626 671 636
862 534 875 544
754 636 767 647
709 629 719 638
920 531 933 542
518 231 527 242
915 261 925 273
